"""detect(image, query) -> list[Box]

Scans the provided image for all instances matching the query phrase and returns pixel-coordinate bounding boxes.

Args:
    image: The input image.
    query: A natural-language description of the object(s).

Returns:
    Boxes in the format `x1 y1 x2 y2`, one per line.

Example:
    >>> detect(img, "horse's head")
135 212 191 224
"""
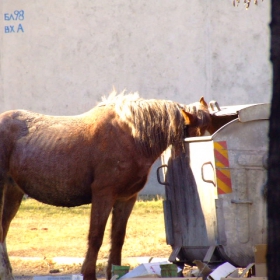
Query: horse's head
181 97 211 137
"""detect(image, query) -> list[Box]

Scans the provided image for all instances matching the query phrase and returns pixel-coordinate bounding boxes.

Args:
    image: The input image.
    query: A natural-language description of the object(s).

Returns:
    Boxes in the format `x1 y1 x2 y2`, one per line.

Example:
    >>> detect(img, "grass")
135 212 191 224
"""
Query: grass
7 196 171 275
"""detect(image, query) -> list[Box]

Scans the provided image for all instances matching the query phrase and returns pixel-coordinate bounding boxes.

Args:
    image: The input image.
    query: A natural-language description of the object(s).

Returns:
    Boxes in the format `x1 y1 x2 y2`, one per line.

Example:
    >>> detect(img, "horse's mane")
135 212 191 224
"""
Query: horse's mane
99 91 186 157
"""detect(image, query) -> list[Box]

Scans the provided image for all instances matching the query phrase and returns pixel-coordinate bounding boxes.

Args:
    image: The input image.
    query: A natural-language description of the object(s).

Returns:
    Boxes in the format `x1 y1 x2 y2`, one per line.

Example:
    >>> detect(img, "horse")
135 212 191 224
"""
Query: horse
0 92 211 280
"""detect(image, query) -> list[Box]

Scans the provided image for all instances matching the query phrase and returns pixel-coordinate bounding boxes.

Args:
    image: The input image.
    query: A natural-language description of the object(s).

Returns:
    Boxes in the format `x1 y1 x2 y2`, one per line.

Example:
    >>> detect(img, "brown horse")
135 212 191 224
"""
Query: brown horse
0 92 211 280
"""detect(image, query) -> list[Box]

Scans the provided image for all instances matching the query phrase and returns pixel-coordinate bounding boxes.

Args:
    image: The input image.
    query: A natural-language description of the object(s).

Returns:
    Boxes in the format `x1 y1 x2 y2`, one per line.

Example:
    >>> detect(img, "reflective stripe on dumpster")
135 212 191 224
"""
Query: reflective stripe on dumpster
214 141 232 194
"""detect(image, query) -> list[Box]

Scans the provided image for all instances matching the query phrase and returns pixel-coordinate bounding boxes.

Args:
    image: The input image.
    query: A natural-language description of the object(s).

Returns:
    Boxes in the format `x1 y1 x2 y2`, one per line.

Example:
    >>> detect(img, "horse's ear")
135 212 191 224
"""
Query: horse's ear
181 109 195 125
199 96 208 107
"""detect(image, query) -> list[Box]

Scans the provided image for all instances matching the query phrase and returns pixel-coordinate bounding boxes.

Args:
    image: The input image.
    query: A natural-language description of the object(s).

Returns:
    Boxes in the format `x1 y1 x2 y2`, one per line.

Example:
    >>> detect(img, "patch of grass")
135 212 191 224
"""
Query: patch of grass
7 197 171 261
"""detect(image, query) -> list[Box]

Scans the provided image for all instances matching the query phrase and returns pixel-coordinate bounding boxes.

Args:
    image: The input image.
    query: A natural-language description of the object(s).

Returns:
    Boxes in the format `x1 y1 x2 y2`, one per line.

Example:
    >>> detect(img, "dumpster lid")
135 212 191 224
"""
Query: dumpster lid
183 102 270 142
209 101 270 122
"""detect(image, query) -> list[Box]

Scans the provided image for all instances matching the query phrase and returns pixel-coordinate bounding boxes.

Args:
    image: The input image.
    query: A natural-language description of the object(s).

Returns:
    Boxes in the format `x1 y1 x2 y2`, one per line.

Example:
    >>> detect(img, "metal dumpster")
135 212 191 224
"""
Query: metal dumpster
158 103 270 267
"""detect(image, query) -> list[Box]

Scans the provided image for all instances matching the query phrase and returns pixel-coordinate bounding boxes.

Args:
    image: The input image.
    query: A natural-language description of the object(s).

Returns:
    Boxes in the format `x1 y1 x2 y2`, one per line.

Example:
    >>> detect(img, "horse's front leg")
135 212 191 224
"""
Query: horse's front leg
82 193 115 280
106 194 138 280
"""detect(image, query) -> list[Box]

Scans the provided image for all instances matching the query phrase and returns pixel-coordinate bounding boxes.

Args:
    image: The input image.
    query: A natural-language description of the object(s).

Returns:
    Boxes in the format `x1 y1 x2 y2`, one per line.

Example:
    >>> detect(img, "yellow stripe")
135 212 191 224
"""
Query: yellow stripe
214 141 222 149
214 141 225 150
216 160 225 168
217 178 232 193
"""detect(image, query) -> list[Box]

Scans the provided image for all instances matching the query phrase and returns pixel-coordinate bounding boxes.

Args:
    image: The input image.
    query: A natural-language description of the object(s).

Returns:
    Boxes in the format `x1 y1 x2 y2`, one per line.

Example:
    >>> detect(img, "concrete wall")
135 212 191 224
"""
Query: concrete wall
0 0 271 195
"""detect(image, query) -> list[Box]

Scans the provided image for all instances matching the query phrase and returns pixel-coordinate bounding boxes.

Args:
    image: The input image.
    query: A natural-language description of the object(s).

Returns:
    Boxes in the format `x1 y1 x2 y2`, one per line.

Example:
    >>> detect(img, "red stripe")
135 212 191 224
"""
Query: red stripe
214 150 230 167
218 141 227 149
216 169 232 187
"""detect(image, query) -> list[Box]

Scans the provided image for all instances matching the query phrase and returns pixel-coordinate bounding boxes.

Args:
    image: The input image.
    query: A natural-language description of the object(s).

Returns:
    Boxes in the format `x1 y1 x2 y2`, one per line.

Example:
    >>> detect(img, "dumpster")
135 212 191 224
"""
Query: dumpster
157 102 270 267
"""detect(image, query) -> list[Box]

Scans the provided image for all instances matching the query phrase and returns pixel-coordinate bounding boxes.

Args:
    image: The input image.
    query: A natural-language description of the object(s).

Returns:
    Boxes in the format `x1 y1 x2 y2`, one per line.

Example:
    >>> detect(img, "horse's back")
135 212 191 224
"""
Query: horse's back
0 106 140 206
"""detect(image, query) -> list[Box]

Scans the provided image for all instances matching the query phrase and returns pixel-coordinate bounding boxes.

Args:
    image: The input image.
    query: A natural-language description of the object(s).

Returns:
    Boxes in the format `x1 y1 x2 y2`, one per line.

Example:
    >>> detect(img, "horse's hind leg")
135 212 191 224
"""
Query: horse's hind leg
106 194 138 280
0 178 13 280
0 241 14 280
0 182 24 280
3 183 24 240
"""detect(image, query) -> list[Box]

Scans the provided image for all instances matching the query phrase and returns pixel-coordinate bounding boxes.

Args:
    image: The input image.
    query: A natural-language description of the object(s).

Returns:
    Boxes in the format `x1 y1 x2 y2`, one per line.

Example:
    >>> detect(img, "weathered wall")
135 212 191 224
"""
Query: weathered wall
0 0 271 195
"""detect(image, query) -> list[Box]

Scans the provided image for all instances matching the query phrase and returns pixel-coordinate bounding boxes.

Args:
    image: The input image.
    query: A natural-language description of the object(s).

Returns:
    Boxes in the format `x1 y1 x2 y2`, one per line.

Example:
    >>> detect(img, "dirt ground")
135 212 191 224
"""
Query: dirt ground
11 259 106 279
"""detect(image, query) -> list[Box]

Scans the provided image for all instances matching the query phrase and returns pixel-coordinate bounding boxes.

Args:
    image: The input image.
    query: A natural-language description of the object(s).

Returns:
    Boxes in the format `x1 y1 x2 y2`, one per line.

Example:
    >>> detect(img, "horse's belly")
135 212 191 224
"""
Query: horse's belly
15 178 92 207
34 193 92 207
9 163 93 207
8 140 95 207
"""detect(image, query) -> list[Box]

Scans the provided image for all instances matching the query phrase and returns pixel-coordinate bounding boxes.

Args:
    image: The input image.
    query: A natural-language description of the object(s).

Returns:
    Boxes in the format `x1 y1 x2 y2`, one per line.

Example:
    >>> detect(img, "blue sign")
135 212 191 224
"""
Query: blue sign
4 10 25 33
